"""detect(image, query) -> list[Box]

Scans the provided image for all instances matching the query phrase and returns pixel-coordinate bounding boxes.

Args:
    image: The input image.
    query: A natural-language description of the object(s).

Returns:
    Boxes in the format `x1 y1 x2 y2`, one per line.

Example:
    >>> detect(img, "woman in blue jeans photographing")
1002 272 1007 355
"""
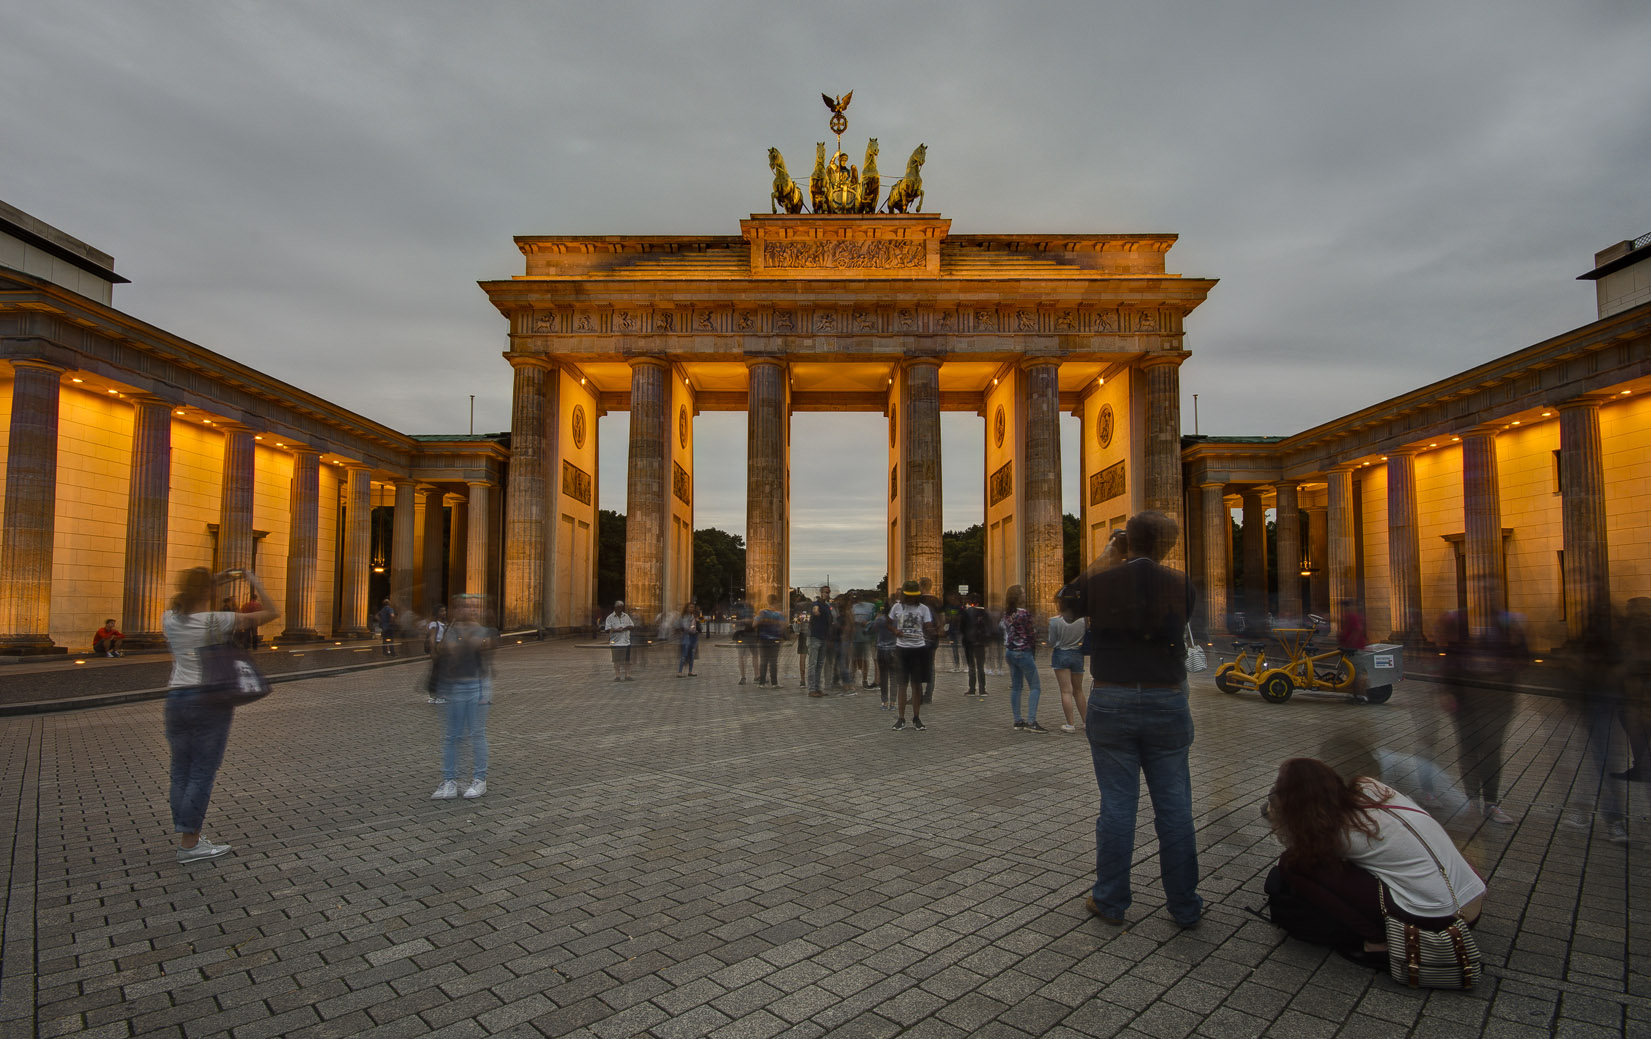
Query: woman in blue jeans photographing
431 594 495 800
1063 510 1202 929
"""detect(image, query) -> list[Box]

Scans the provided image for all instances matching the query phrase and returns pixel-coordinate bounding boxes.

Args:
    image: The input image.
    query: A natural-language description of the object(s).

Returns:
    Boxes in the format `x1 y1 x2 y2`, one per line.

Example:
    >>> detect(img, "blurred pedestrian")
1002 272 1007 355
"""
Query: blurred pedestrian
1438 608 1525 824
431 594 494 800
163 567 280 863
376 598 397 656
872 601 898 709
425 605 448 654
919 577 942 703
794 606 809 686
806 586 835 697
1610 597 1651 781
755 595 785 687
1003 584 1045 733
1068 511 1202 928
604 600 635 681
677 602 701 677
888 580 934 730
1049 594 1087 732
961 594 991 696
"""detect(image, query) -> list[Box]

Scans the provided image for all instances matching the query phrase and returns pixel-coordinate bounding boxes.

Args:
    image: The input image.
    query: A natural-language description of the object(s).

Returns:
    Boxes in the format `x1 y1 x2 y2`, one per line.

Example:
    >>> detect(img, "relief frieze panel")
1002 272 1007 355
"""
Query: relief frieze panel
762 239 927 270
531 304 1168 340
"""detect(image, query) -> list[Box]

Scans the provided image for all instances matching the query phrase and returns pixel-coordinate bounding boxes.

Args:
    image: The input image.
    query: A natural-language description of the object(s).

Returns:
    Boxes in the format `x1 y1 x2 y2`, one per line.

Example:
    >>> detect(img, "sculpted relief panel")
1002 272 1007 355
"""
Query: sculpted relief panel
520 304 1179 340
762 240 927 270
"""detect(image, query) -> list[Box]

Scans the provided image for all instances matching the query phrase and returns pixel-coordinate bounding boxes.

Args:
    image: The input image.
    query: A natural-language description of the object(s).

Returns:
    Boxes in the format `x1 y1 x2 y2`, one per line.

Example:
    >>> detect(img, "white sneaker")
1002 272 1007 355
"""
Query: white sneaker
1060 723 1076 733
463 780 486 799
177 838 231 863
432 780 459 799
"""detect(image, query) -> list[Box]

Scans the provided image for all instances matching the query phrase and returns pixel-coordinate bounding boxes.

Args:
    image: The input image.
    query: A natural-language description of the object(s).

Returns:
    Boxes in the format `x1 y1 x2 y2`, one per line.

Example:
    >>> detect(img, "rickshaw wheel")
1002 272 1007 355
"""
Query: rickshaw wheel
1364 684 1393 705
1214 664 1241 694
1259 670 1294 703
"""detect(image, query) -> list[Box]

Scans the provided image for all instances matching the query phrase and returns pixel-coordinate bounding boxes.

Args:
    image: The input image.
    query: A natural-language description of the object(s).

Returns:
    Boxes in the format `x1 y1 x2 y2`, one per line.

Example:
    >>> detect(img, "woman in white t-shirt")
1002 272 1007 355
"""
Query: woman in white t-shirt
1046 595 1087 733
162 567 280 864
1266 757 1485 966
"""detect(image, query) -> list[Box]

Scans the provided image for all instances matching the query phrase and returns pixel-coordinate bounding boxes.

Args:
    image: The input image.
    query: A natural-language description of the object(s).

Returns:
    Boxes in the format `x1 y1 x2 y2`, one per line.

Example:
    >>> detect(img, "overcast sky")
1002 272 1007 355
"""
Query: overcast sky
4 1 1647 590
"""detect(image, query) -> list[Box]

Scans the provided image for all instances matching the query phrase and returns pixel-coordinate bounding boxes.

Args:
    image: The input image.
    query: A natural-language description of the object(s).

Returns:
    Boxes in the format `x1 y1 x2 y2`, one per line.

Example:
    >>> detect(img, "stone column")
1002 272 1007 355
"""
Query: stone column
503 356 550 629
1305 505 1329 615
1022 360 1064 615
339 465 372 636
391 480 416 605
448 492 467 604
0 360 64 652
626 359 670 623
1461 428 1505 637
421 486 445 613
1200 483 1229 636
1274 481 1303 624
902 359 943 590
281 447 321 640
121 394 172 646
1141 357 1186 567
218 423 255 577
466 482 491 597
745 360 789 611
1385 450 1424 642
1559 399 1611 642
1241 488 1269 620
1326 465 1357 616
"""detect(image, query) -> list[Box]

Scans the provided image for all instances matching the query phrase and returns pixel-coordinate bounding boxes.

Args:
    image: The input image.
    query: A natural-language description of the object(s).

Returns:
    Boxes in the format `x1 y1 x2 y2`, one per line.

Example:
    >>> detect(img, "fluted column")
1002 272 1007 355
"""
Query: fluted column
1142 357 1185 567
626 359 670 623
1306 505 1328 615
121 394 172 646
421 486 445 613
745 361 789 610
281 447 321 640
1559 399 1611 642
1326 465 1357 616
1273 481 1302 623
902 359 943 590
217 423 255 578
339 465 372 636
391 480 416 605
503 356 550 629
1023 360 1064 615
1241 488 1269 620
1200 483 1229 635
1385 450 1424 642
448 492 467 605
1461 428 1505 637
0 360 65 652
466 482 491 597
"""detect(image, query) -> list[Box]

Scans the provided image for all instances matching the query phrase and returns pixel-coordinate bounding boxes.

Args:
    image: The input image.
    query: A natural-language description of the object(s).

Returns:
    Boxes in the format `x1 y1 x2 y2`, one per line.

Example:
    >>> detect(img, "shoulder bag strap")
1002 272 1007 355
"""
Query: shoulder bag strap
1379 806 1465 917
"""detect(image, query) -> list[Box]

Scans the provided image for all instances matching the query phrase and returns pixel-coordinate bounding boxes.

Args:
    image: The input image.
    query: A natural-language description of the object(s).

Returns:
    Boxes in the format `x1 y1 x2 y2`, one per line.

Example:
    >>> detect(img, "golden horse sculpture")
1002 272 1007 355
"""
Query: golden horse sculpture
884 142 926 214
809 142 827 214
857 138 880 214
768 147 804 215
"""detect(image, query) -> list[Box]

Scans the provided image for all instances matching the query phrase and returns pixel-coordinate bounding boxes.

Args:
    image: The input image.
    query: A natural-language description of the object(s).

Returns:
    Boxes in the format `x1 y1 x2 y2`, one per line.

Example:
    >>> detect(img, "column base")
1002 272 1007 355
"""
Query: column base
334 628 370 640
120 634 169 651
278 628 325 643
0 639 66 656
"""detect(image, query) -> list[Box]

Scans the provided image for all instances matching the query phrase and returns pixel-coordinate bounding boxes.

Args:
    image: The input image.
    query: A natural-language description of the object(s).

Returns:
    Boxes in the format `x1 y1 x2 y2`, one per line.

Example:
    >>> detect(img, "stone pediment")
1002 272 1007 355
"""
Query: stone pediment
740 215 948 278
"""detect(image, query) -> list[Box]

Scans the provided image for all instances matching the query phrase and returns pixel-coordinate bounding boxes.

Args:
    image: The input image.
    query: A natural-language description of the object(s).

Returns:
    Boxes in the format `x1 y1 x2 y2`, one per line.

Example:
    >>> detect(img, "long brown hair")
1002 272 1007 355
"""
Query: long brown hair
169 567 215 616
1270 758 1390 872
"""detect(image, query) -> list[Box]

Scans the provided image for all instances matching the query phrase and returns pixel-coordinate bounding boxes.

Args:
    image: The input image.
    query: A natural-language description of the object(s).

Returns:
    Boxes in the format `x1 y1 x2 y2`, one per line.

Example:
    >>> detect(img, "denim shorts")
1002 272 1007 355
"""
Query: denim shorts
1050 648 1084 673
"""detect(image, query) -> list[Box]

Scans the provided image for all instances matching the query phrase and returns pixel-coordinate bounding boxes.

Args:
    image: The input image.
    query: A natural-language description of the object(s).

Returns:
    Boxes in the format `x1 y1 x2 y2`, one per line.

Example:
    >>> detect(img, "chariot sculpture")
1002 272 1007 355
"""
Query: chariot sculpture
765 92 927 214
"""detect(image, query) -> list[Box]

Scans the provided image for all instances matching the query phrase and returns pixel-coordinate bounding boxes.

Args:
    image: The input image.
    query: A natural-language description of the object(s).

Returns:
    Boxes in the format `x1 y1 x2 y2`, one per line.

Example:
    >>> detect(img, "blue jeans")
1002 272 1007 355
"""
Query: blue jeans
678 634 698 672
1006 648 1041 723
164 687 235 833
1084 682 1202 925
807 640 833 691
441 679 489 781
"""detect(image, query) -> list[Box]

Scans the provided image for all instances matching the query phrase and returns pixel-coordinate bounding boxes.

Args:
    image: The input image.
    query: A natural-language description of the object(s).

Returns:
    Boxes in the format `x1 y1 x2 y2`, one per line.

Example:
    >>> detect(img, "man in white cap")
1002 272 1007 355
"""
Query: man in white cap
604 600 635 681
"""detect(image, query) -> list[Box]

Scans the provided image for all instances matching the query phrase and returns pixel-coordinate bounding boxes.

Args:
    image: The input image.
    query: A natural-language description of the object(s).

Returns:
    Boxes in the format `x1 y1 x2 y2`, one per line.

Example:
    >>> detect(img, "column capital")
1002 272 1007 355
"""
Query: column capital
1016 355 1060 373
1274 477 1301 491
897 355 942 373
1198 480 1227 492
504 352 554 370
465 478 495 489
286 443 321 457
627 356 670 372
1556 394 1610 412
742 356 787 372
215 420 254 435
8 358 67 375
1385 446 1420 459
1327 461 1360 474
1461 423 1502 440
1137 353 1188 370
126 392 172 409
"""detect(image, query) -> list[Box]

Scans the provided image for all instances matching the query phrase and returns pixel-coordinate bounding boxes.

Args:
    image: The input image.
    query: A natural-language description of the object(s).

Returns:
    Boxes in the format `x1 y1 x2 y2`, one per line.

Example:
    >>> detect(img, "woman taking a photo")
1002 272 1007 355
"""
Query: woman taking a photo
1266 757 1485 965
432 594 495 799
164 567 279 863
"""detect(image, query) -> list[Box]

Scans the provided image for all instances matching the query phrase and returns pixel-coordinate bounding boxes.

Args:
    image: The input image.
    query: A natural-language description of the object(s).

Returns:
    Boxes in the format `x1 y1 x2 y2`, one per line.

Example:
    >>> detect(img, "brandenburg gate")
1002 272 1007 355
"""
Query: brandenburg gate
480 125 1215 630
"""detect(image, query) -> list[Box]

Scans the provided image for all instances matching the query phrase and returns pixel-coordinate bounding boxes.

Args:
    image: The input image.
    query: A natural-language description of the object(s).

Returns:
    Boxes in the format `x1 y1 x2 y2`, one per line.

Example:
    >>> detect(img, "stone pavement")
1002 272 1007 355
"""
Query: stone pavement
1 641 1646 1038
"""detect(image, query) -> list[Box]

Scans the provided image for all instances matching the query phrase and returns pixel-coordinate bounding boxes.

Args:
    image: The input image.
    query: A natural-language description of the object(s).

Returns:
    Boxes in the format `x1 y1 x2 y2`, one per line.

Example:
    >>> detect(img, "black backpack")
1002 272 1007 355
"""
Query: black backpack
966 606 994 644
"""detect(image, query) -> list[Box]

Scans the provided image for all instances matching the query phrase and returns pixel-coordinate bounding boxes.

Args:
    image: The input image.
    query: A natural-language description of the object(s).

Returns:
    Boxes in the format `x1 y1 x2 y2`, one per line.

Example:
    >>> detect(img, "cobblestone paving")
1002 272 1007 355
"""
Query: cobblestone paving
2 641 1647 1038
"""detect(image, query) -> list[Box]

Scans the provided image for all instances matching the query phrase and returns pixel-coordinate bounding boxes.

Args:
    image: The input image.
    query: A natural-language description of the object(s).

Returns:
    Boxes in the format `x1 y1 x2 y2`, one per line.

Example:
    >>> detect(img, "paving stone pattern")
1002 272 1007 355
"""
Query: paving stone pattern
2 641 1647 1037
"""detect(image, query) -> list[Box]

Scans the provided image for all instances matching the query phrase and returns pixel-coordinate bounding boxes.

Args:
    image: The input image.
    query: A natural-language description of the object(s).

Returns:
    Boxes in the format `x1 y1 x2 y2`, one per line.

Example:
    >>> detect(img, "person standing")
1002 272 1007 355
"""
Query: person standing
806 586 835 698
888 581 935 730
1068 511 1202 929
919 577 943 703
961 595 990 697
425 605 448 654
1003 585 1046 732
677 602 701 677
376 598 397 656
431 594 494 800
794 606 809 687
1048 595 1087 732
604 600 635 681
754 595 785 687
163 567 280 863
94 618 126 657
872 601 898 709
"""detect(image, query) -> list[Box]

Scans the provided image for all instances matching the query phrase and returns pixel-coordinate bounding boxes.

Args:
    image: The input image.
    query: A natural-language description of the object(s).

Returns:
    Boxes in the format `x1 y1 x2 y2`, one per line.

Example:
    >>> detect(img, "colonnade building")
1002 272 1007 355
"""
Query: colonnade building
2 196 1648 656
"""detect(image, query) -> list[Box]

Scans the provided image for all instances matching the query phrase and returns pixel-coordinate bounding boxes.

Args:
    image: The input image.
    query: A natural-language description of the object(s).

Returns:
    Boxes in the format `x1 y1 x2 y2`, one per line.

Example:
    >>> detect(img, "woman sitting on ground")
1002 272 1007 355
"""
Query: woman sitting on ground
1266 757 1485 966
